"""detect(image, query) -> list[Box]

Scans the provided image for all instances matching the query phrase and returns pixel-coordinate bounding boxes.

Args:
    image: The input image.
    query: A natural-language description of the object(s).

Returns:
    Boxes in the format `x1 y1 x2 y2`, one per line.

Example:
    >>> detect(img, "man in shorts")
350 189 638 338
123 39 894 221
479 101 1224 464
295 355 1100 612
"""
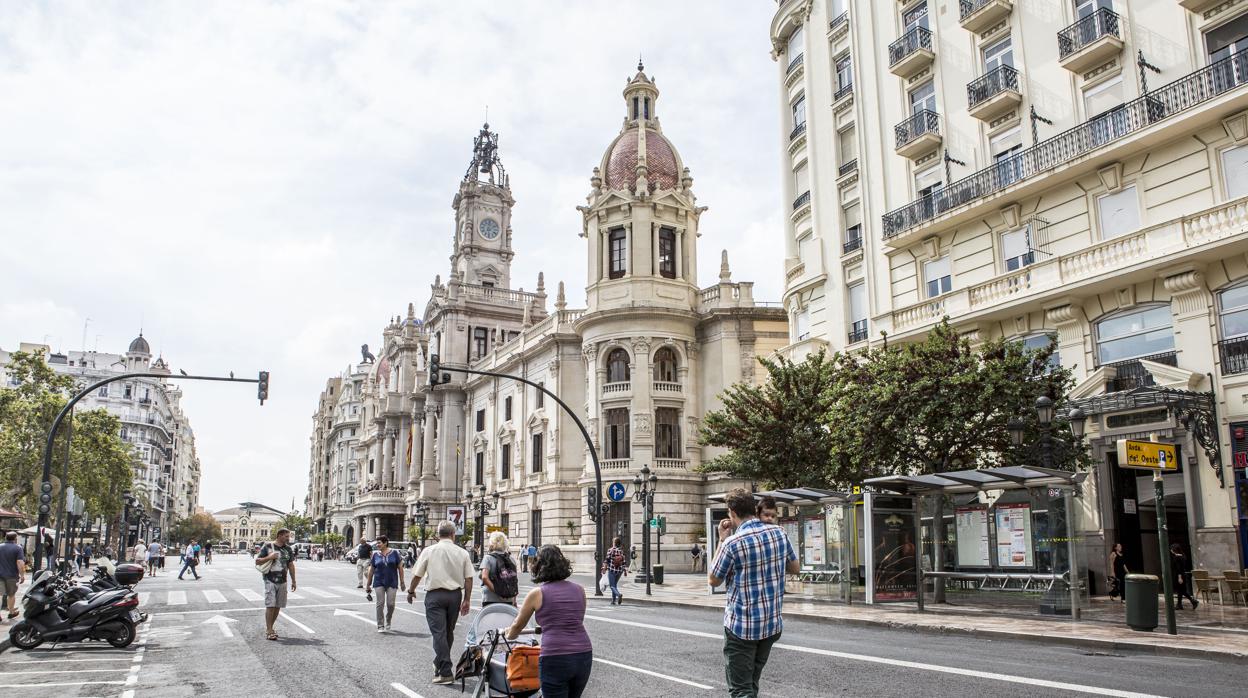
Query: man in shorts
1 531 27 622
256 528 297 641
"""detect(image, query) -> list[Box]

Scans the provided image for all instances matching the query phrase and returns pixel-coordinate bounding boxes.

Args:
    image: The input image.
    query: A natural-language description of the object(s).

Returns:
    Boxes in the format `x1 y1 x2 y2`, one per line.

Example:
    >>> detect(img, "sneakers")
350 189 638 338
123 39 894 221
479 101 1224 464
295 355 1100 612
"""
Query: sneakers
385 624 392 632
431 675 453 685
377 627 386 633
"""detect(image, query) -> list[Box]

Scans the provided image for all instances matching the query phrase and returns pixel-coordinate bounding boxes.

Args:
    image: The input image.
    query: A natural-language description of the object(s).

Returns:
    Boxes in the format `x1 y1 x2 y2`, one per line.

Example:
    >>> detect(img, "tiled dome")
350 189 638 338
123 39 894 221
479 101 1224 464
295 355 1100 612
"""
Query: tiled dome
603 128 680 193
128 333 150 354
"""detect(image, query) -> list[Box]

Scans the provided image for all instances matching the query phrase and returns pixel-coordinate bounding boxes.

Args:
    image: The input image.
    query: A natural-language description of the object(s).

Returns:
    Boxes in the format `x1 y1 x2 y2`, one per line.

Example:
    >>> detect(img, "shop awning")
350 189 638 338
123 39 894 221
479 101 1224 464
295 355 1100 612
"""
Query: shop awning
864 466 1086 495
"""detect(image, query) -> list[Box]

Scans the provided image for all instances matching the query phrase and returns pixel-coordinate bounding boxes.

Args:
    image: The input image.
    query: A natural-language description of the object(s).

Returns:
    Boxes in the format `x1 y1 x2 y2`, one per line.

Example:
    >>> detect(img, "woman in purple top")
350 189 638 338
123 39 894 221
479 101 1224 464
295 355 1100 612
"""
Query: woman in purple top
506 545 592 698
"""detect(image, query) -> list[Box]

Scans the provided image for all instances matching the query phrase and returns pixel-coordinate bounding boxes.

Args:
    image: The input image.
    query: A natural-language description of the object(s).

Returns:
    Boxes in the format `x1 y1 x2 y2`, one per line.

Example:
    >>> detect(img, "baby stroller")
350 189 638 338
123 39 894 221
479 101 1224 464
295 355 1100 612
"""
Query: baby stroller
460 604 541 698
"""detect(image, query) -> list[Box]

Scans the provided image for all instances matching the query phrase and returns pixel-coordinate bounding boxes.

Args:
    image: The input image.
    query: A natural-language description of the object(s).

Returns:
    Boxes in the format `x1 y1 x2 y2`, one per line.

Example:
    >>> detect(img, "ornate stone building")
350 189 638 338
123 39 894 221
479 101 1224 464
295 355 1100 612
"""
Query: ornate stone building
307 65 788 567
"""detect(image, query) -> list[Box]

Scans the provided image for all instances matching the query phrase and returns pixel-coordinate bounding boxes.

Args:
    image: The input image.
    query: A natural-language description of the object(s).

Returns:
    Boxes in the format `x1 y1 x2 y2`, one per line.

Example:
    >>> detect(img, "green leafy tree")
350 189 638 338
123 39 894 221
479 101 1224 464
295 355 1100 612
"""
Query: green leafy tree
276 512 313 541
168 512 223 546
406 523 431 544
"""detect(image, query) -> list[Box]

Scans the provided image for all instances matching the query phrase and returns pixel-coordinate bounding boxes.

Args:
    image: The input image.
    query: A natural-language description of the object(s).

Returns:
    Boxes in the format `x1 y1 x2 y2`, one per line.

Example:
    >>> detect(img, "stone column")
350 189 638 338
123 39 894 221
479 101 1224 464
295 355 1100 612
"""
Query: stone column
408 414 424 488
438 391 467 499
397 420 410 488
381 428 395 488
421 408 438 482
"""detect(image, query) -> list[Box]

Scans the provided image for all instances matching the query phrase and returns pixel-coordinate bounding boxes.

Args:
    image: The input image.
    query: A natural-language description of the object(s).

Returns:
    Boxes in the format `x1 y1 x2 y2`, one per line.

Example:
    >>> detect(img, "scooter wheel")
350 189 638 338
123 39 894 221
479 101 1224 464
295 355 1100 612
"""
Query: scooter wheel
106 619 135 648
9 621 44 650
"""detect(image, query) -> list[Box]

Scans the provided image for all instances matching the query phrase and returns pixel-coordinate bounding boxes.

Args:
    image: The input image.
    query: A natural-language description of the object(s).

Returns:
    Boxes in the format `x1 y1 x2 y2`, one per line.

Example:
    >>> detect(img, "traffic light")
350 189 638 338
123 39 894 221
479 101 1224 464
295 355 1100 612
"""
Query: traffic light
257 370 270 405
586 486 598 517
429 354 441 386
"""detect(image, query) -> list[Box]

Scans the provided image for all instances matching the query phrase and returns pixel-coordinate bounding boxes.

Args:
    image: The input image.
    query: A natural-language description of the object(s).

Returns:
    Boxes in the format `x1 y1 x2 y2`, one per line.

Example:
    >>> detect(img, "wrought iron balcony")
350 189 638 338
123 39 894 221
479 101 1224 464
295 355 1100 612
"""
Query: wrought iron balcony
1058 8 1122 72
842 225 862 254
834 81 854 102
1219 336 1248 376
888 27 933 77
829 12 848 32
967 65 1021 119
787 52 805 74
894 109 941 158
881 53 1248 242
848 320 869 344
959 0 1013 33
838 158 858 177
790 121 807 141
1105 351 1177 393
792 190 811 211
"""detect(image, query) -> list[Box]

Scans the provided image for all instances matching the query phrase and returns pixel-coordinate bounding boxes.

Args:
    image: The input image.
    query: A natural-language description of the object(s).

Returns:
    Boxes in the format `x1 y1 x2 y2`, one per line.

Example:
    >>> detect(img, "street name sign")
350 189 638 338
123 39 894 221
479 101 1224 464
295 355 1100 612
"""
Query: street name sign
1116 439 1178 471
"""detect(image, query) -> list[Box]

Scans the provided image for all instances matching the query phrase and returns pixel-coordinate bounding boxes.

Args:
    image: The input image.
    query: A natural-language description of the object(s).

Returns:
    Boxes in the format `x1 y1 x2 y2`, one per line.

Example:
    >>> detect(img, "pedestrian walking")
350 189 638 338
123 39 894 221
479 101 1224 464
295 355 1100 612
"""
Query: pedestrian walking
147 541 162 577
604 536 628 605
367 535 404 632
520 542 530 573
82 543 93 572
44 531 57 570
506 545 592 698
629 543 637 565
355 537 372 589
257 528 297 641
709 488 799 698
525 543 537 572
132 539 146 565
1 531 27 622
405 521 474 685
691 542 703 572
480 531 519 608
177 540 201 580
1170 543 1199 610
1107 543 1128 602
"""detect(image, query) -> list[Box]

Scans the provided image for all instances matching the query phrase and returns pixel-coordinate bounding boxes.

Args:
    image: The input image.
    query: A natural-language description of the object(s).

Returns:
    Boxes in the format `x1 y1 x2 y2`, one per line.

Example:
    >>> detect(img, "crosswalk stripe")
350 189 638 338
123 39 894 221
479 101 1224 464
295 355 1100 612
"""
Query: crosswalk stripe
203 590 226 603
332 586 363 595
235 589 263 602
167 591 187 605
302 587 338 598
288 592 305 600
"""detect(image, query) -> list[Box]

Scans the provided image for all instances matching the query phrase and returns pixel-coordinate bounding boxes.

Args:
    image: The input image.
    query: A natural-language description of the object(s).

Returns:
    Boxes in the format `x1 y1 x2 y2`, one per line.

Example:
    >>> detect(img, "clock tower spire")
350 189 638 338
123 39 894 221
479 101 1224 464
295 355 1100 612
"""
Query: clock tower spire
450 122 514 288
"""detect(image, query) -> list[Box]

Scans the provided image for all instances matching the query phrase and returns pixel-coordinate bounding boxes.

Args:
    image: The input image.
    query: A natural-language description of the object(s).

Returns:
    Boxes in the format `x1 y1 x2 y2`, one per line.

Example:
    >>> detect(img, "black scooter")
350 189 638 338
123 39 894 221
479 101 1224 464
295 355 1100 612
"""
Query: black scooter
8 564 147 650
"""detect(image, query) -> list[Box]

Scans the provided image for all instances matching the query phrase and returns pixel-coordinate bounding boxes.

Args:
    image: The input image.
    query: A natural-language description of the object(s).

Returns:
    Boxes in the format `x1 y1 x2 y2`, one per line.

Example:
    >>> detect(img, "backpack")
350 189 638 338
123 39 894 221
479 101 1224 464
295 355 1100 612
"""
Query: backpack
488 552 519 599
610 548 626 568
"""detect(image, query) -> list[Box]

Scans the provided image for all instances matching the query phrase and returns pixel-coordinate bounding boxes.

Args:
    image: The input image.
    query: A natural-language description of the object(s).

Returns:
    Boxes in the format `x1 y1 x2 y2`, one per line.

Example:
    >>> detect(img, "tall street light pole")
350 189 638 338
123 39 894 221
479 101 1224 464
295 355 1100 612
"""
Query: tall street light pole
465 485 499 560
632 463 658 596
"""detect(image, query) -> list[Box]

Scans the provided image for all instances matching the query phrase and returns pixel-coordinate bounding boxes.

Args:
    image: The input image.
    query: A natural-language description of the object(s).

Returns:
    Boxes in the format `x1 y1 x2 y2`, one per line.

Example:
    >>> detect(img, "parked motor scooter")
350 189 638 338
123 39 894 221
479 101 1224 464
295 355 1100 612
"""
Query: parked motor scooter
8 564 147 650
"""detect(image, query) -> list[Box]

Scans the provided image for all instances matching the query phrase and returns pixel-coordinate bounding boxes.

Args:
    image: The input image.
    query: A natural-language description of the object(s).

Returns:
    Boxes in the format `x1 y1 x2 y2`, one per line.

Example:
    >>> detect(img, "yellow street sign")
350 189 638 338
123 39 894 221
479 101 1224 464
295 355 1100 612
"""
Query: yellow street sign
485 525 505 533
1116 439 1178 470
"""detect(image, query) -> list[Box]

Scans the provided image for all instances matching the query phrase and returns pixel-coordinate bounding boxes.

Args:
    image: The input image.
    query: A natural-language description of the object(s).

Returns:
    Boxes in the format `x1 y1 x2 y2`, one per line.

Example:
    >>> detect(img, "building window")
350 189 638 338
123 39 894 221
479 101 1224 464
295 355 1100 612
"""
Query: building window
1001 227 1034 272
791 94 806 130
848 283 868 343
500 512 510 535
983 35 1014 71
530 509 542 545
798 233 816 267
903 1 929 32
655 408 681 459
608 228 627 279
835 55 853 93
607 348 630 384
914 164 943 199
473 327 489 359
838 127 857 167
475 409 485 432
1019 333 1060 370
787 25 804 63
124 385 132 399
909 80 936 115
531 432 543 473
1223 145 1248 199
501 443 511 480
475 451 484 486
1205 11 1248 65
795 305 811 341
658 227 677 279
991 127 1023 188
368 458 374 475
604 408 630 459
1084 75 1127 145
652 347 678 383
924 256 952 298
97 387 108 397
1219 283 1248 339
536 382 544 409
1096 305 1175 364
504 396 513 421
1097 185 1140 240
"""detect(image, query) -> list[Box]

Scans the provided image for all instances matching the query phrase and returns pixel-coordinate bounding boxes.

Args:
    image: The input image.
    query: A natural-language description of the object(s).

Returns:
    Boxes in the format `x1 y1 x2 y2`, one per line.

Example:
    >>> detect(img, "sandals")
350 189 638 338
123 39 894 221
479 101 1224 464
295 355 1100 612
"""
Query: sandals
266 632 279 640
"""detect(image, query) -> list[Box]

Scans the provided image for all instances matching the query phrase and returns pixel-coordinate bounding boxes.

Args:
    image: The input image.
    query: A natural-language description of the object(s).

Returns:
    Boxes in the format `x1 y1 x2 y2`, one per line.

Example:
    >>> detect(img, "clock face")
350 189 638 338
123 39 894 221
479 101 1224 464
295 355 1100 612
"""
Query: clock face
478 218 501 240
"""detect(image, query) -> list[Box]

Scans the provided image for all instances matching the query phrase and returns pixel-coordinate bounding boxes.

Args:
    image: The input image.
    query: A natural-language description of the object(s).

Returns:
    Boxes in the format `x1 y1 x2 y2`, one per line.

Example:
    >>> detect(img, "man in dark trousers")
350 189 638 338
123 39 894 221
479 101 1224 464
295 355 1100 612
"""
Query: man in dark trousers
406 521 474 685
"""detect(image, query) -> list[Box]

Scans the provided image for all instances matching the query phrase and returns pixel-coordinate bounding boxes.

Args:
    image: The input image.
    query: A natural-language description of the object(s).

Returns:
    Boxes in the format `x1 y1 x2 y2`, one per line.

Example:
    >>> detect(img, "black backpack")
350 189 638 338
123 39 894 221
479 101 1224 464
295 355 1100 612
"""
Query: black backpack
488 552 519 599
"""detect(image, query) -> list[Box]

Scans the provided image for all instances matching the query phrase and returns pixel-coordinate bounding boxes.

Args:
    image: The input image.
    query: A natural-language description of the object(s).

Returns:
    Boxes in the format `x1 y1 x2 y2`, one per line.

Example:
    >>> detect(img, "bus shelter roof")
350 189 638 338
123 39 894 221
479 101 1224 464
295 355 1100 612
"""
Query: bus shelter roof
707 487 849 506
863 466 1085 495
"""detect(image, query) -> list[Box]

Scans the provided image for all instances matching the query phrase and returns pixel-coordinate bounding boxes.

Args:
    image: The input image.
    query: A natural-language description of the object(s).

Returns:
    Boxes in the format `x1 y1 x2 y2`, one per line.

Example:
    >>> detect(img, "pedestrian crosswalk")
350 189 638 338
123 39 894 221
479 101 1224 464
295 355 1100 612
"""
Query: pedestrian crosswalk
138 585 348 606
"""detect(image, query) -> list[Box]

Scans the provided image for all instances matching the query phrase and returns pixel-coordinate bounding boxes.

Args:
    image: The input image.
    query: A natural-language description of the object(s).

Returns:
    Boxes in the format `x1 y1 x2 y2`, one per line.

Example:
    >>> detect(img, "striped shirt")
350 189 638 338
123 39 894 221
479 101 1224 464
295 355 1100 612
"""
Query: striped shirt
710 519 796 641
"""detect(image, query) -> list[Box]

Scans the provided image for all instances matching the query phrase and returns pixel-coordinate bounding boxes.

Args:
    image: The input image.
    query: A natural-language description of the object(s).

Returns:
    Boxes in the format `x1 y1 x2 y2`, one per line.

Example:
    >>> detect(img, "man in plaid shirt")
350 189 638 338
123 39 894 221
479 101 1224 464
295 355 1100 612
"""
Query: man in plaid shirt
708 488 799 698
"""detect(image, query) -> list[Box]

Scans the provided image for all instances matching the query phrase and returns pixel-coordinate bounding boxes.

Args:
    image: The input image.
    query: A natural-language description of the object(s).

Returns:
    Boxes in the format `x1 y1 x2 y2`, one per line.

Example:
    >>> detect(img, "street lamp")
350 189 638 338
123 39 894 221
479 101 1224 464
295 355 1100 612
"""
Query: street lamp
464 485 499 560
632 464 659 596
413 498 431 548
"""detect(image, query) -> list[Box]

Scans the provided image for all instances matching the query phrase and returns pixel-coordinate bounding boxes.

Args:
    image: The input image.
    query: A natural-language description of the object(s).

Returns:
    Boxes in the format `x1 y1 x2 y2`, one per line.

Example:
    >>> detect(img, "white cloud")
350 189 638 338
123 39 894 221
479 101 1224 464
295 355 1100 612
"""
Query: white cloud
0 1 783 513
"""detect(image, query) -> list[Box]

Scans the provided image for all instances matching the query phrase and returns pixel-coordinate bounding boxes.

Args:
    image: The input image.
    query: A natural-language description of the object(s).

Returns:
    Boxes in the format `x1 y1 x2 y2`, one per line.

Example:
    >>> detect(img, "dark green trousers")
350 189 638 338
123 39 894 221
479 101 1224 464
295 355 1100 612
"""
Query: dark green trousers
723 628 780 698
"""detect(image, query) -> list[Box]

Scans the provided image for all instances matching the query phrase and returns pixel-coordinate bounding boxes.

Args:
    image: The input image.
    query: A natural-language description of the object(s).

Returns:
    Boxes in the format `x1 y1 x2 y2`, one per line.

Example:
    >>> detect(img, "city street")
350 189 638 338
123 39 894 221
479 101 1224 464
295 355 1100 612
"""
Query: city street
3 555 1247 697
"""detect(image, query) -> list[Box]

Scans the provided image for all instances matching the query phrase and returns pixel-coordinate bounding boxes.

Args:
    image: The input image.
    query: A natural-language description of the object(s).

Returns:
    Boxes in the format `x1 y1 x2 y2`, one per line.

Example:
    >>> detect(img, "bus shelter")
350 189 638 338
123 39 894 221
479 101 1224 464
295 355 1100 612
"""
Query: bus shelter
864 465 1090 617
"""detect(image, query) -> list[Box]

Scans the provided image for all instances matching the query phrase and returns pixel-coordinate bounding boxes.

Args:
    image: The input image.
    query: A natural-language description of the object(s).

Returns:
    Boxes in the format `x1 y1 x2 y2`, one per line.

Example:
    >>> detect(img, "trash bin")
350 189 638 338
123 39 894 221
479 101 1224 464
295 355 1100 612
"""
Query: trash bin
652 564 664 585
1125 574 1159 632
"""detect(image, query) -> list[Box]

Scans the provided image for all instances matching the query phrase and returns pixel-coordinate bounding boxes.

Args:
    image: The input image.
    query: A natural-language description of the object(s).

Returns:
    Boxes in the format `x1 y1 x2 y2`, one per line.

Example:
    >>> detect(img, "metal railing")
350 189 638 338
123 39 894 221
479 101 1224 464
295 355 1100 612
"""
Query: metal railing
968 65 1019 110
787 52 804 74
838 158 858 177
882 53 1248 239
960 0 1001 21
829 12 848 30
888 26 932 68
1219 336 1248 375
1058 8 1120 61
834 81 854 101
842 225 862 254
790 121 807 140
1104 351 1177 392
895 109 940 150
793 190 811 210
848 321 869 344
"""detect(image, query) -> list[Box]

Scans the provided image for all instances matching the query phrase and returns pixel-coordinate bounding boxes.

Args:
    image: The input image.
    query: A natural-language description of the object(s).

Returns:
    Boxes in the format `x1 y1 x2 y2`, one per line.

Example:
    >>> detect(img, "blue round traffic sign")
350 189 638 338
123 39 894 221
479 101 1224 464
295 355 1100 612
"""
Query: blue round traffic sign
607 482 627 502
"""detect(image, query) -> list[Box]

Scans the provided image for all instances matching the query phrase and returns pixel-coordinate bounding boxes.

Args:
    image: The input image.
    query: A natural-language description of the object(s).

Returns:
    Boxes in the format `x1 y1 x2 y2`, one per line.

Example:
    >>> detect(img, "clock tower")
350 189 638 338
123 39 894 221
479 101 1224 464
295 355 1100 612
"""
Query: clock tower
450 123 515 289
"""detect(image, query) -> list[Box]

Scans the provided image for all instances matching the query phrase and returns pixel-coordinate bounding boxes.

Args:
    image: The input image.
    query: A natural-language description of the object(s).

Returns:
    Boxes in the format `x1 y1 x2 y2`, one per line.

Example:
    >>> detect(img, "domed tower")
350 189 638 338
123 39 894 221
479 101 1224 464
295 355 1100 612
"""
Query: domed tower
450 123 515 289
125 332 151 372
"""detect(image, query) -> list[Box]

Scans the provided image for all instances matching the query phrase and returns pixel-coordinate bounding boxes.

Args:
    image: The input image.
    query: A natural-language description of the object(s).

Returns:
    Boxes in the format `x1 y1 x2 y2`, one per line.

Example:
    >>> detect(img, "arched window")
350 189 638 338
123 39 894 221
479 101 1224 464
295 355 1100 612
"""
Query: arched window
653 347 678 383
1095 305 1174 364
607 348 631 383
608 228 627 279
655 408 681 459
658 227 676 279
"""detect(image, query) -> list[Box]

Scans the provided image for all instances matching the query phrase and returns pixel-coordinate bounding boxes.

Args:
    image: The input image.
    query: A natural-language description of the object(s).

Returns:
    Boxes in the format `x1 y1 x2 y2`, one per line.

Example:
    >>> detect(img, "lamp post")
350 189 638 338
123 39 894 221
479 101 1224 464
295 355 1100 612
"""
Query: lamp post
413 498 431 549
464 485 498 561
632 464 659 596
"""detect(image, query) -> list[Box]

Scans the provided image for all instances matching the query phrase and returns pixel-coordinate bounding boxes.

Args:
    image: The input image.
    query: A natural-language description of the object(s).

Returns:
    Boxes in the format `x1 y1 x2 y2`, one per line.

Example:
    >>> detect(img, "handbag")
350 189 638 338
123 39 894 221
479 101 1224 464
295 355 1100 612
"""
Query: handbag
505 644 541 691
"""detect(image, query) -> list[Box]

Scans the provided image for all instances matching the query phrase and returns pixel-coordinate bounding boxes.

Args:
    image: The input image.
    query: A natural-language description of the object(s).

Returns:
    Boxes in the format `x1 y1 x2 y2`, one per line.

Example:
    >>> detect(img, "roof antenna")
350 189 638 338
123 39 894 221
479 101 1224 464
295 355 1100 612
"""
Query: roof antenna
484 104 489 127
638 54 644 72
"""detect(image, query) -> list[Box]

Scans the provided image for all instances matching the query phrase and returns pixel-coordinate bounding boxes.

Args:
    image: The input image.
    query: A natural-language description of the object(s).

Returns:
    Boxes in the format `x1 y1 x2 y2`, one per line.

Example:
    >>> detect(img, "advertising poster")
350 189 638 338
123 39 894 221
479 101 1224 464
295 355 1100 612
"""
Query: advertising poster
803 518 825 566
445 505 466 535
870 509 917 601
781 518 800 559
994 503 1032 567
954 506 990 567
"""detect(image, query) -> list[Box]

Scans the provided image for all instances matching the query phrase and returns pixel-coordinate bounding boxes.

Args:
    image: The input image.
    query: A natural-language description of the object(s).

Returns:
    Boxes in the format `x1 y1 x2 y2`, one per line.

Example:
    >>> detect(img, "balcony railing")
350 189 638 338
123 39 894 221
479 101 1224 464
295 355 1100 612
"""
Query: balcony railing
829 12 848 31
968 65 1019 110
790 121 807 141
1058 8 1120 61
787 52 805 74
895 109 940 150
960 0 1000 20
888 26 932 68
653 381 682 393
601 458 631 471
838 158 858 177
793 190 811 210
1219 336 1248 376
1104 351 1177 393
602 381 630 395
848 320 869 344
834 81 854 101
842 226 863 254
882 53 1248 240
654 458 689 469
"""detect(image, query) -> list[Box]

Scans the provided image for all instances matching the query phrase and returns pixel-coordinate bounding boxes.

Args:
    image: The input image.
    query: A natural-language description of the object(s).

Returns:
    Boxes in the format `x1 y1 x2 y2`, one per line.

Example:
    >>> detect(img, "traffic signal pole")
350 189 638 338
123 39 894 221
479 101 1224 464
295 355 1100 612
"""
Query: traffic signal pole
429 355 607 597
32 370 267 573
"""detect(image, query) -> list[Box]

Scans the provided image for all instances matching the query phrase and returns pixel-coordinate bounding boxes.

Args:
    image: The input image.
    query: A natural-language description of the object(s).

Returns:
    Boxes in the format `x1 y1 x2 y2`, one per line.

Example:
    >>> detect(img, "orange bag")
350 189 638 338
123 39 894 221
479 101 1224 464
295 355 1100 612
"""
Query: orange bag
506 644 541 691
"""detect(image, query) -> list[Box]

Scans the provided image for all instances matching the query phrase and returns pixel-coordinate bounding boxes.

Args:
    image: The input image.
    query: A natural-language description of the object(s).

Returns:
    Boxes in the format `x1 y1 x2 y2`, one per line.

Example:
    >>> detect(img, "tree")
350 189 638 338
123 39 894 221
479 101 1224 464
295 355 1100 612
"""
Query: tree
698 351 845 488
311 532 344 547
276 512 312 541
168 512 223 546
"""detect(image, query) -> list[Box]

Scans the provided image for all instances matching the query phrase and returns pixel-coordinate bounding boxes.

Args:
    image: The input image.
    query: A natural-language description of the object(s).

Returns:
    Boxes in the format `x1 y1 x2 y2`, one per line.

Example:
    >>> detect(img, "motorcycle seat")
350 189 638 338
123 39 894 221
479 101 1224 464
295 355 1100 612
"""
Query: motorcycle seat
68 591 122 619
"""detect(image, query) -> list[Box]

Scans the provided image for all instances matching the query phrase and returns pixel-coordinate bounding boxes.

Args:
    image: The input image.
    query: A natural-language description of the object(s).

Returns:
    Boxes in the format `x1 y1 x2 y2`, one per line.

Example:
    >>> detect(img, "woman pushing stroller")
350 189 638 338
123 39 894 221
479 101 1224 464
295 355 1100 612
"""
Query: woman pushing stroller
506 545 593 698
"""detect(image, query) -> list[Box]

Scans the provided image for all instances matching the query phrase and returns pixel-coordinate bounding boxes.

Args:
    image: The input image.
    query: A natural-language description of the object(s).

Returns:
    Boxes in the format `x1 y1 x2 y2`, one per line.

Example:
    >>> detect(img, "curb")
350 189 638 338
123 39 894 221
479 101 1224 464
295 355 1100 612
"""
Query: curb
606 592 1248 662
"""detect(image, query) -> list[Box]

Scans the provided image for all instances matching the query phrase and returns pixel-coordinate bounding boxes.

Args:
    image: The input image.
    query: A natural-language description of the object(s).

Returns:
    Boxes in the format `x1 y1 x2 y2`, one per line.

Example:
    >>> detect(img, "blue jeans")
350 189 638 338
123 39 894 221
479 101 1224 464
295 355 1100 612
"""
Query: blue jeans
539 650 592 698
178 560 199 579
607 569 622 599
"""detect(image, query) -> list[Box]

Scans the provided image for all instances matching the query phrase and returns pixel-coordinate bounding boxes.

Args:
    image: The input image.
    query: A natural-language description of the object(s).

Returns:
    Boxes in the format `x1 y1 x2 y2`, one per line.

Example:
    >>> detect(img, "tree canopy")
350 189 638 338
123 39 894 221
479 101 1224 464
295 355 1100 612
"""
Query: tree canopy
276 512 313 541
168 512 223 545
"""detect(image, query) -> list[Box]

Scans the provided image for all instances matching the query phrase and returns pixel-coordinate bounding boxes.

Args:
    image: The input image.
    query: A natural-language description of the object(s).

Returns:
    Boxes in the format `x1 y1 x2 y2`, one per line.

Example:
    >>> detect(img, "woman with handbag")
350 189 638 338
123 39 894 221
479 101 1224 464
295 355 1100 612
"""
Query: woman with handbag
367 536 404 632
506 545 592 698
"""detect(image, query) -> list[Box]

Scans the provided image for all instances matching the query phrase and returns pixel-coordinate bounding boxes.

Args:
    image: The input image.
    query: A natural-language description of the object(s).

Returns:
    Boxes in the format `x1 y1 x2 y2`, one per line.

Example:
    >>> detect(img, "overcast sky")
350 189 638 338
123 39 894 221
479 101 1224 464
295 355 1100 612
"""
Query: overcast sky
0 1 783 514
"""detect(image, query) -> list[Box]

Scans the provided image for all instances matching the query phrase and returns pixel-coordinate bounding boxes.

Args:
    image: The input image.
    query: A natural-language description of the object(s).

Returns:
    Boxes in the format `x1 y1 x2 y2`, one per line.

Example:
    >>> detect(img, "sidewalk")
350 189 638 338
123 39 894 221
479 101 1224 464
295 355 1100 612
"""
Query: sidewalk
575 572 1248 660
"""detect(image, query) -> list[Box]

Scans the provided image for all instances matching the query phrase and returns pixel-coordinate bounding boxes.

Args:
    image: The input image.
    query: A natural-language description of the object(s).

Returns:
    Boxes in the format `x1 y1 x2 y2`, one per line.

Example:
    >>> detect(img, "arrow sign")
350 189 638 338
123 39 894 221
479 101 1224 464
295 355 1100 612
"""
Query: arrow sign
607 482 626 502
334 608 375 626
202 615 238 638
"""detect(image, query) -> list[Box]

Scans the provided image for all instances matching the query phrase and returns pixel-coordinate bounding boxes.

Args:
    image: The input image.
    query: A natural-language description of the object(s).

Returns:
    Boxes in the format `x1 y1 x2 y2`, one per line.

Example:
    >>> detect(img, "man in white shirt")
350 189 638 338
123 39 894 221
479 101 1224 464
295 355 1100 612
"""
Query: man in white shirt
132 540 146 564
177 540 201 580
406 522 474 685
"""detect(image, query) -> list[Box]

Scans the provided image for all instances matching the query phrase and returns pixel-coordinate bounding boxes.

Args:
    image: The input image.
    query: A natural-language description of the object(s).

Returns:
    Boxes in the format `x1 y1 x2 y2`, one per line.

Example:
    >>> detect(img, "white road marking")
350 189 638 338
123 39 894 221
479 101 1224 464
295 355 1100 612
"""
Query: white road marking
14 659 135 664
121 691 135 698
202 614 238 638
395 606 426 617
279 611 316 633
1 669 131 675
591 657 714 689
301 587 338 598
334 607 376 626
582 615 1163 698
167 591 187 605
0 681 126 689
203 589 227 603
235 588 263 602
391 682 426 698
150 600 373 616
332 586 364 595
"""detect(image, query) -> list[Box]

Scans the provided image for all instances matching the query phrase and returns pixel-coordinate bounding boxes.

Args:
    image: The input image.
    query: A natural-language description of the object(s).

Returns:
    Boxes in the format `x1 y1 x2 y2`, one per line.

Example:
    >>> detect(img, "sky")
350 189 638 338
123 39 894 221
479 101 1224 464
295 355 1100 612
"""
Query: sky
0 1 783 514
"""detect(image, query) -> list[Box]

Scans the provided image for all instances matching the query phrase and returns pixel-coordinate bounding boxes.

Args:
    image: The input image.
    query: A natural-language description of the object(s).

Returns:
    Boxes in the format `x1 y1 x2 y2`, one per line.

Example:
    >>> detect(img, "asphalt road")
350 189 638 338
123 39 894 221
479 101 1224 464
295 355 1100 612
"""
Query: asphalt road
2 554 1246 697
